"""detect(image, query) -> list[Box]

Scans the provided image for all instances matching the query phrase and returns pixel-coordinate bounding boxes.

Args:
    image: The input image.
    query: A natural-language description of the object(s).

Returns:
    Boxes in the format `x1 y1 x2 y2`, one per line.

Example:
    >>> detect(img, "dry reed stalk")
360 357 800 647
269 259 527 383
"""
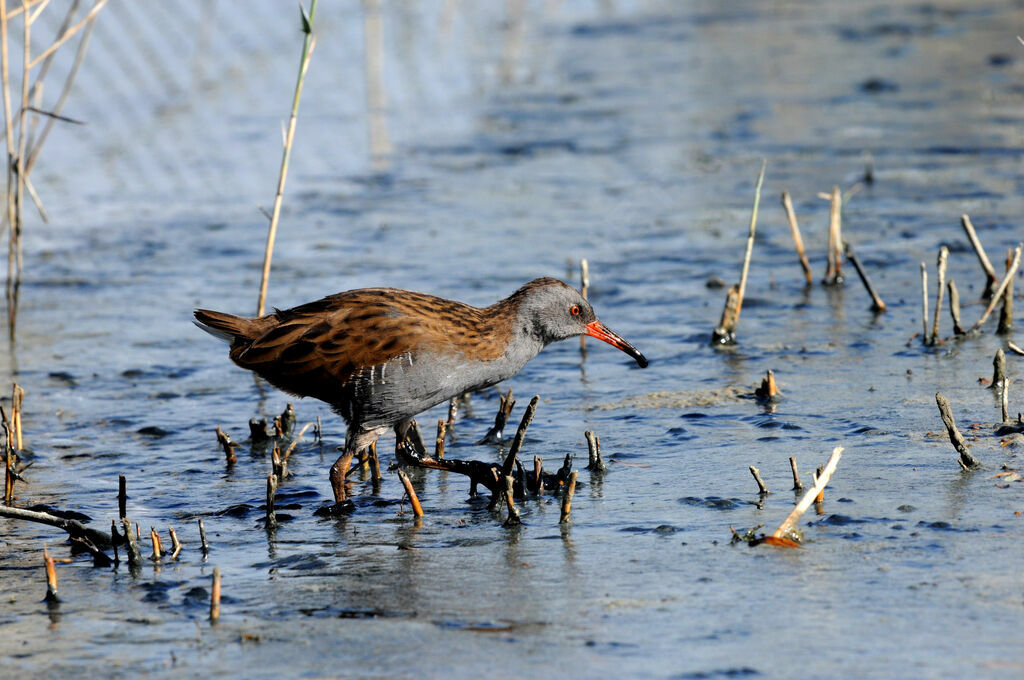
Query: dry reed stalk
215 425 238 465
823 186 843 284
2 1 17 337
397 467 423 517
780 190 813 285
970 244 1022 332
11 383 21 449
168 527 181 559
43 544 57 601
711 161 766 344
935 393 981 469
149 526 162 559
257 0 318 317
920 263 929 343
478 388 514 444
960 214 999 298
503 395 539 477
995 249 1011 333
198 518 209 555
121 517 140 568
210 567 221 622
1008 340 1024 356
368 440 382 485
754 369 780 400
24 0 105 69
503 473 520 526
748 466 769 495
435 419 446 459
1001 378 1010 425
813 466 825 503
584 430 604 472
579 258 589 349
948 279 965 335
991 348 1006 391
736 160 766 316
532 455 543 494
844 243 886 312
24 0 100 178
931 246 948 344
789 456 803 490
773 447 842 540
559 470 578 524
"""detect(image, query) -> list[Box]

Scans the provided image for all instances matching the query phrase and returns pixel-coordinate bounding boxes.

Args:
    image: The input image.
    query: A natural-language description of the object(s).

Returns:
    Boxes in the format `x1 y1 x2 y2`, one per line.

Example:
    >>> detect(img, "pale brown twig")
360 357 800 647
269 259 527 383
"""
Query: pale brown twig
559 470 578 524
935 393 981 469
780 190 813 285
257 1 318 316
773 447 842 539
960 214 999 299
970 244 1022 332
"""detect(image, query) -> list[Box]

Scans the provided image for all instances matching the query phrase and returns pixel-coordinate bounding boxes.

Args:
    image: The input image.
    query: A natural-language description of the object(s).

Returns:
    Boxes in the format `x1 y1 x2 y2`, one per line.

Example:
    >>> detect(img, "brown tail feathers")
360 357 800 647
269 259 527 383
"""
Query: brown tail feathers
193 309 256 344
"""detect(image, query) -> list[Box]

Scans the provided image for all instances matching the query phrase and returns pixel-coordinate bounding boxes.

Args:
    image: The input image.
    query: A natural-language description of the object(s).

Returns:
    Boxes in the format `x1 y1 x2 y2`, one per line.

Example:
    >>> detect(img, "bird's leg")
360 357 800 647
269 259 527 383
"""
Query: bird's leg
329 448 355 504
393 418 419 465
325 428 380 514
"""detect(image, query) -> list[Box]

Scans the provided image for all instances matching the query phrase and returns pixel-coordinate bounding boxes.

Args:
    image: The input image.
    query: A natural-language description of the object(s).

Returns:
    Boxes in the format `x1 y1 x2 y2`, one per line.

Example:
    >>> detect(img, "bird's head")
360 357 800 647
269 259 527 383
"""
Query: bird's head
512 277 648 368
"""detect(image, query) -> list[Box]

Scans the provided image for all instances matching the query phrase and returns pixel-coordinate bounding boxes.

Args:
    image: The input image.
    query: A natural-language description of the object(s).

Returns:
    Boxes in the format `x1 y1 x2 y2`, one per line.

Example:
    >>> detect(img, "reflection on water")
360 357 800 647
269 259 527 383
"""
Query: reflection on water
3 1 1024 678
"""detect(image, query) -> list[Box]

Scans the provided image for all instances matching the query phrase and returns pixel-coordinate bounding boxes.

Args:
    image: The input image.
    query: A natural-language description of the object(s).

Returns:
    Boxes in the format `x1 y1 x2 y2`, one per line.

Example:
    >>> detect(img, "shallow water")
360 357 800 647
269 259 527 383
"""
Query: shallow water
4 1 1024 678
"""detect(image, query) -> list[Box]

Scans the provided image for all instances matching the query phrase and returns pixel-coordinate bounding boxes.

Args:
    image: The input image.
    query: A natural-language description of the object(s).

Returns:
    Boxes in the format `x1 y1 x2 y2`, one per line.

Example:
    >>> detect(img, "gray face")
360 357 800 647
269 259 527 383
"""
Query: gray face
519 282 596 345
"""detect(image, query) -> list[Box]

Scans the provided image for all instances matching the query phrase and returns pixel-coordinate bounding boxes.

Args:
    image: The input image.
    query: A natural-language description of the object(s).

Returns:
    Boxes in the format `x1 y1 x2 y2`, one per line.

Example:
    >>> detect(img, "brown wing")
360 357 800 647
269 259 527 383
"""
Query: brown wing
228 288 499 407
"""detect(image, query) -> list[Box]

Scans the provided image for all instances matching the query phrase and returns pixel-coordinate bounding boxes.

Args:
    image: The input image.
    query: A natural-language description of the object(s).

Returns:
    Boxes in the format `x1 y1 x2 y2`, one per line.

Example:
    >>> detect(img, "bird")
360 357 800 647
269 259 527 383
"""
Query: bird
194 277 647 513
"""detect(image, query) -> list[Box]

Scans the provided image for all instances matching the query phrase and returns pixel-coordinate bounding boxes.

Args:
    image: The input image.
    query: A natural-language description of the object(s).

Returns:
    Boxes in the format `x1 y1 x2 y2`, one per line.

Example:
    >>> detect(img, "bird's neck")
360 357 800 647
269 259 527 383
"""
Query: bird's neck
475 297 545 377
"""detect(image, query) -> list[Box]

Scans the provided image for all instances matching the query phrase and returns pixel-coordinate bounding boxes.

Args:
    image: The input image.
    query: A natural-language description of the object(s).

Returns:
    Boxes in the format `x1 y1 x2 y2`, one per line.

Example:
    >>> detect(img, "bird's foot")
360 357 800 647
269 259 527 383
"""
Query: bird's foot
315 500 356 517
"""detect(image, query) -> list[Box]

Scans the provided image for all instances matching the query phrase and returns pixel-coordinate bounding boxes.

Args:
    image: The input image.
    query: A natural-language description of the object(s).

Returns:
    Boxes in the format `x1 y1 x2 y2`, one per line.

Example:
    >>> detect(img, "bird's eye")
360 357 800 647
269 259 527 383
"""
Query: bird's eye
570 304 580 316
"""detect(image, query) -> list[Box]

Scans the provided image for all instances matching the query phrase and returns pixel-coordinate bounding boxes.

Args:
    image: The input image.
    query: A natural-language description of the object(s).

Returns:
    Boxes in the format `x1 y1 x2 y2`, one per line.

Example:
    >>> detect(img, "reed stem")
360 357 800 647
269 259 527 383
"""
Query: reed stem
257 0 318 316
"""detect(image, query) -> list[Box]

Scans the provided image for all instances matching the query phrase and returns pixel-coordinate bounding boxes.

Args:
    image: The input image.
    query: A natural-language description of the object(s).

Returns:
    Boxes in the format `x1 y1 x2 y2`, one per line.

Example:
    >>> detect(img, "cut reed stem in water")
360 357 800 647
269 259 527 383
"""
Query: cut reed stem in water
43 545 58 602
773 447 842 540
168 527 181 559
999 247 1014 335
960 214 999 299
397 468 423 518
920 263 929 344
435 419 446 459
948 279 966 335
215 426 238 465
1001 378 1010 425
149 526 162 560
559 470 578 524
210 567 221 622
789 456 803 490
780 190 813 285
584 430 605 472
935 393 981 469
844 242 886 313
992 348 1006 390
931 246 948 345
823 186 843 285
972 245 1022 332
198 518 209 556
749 466 769 495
